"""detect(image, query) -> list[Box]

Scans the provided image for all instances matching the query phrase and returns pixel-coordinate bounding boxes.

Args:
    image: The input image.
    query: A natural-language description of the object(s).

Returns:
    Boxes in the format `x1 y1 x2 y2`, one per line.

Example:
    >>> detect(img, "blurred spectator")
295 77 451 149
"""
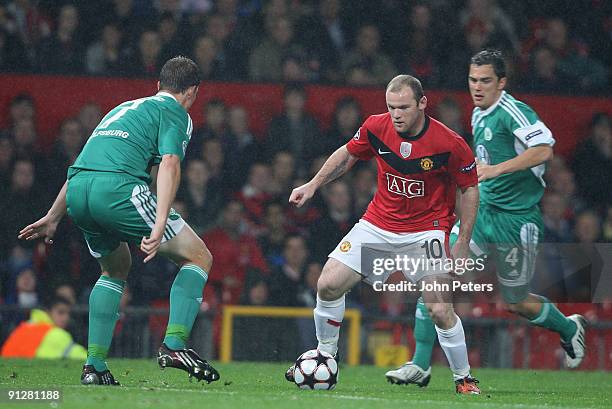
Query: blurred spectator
193 99 228 157
395 3 443 87
541 191 573 242
323 96 362 156
47 118 84 192
78 103 103 138
265 84 321 175
522 47 566 93
296 0 347 82
235 163 273 226
574 210 602 244
352 165 377 217
103 0 143 42
548 167 586 219
435 97 470 144
541 18 608 92
192 35 224 81
6 267 38 308
459 0 518 52
6 93 35 129
38 4 83 74
0 136 14 194
1 295 87 359
225 105 261 188
572 113 612 207
269 235 309 306
158 12 185 62
85 23 125 75
259 200 290 268
342 25 397 87
1 159 46 256
269 151 295 198
200 138 225 192
0 27 28 71
203 200 269 305
309 180 357 263
177 159 223 234
54 284 76 305
125 30 162 77
249 16 306 82
6 0 52 64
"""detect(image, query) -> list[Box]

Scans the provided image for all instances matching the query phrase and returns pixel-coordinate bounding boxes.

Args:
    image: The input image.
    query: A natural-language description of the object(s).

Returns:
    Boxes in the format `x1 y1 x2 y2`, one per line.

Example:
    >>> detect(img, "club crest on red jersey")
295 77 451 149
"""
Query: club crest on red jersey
400 142 412 158
386 173 424 198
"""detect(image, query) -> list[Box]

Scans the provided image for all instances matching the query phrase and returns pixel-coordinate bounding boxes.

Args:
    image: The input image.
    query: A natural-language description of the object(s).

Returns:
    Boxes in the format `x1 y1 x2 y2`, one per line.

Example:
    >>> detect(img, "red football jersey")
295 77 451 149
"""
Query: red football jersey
346 113 477 233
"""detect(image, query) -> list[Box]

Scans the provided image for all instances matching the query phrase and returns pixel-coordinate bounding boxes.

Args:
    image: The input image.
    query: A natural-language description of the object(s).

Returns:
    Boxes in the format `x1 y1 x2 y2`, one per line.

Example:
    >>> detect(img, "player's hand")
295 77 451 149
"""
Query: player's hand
476 161 502 182
18 214 59 244
289 182 317 208
141 225 164 263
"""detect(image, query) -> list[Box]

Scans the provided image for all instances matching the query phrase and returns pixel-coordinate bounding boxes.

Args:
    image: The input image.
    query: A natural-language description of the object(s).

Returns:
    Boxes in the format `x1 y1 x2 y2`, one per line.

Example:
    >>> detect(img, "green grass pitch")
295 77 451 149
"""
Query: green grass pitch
1 359 610 409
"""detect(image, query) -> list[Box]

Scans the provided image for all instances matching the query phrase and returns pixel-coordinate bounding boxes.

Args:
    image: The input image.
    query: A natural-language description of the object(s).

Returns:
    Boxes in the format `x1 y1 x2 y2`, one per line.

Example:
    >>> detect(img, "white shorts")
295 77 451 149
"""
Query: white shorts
328 220 452 285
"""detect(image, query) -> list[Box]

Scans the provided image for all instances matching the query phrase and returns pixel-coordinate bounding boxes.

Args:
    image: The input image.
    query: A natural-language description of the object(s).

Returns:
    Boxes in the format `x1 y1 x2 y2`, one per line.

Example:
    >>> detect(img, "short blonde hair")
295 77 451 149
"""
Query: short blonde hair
386 75 424 101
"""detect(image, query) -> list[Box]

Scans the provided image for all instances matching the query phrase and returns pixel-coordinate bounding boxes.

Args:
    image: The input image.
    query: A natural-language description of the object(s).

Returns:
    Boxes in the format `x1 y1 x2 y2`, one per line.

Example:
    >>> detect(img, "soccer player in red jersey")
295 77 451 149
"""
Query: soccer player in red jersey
285 75 481 394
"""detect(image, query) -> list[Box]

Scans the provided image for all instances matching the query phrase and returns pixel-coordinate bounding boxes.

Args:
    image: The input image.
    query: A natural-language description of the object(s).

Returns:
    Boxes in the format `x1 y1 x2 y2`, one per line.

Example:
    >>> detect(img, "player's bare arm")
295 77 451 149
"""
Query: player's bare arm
477 145 553 182
18 180 68 243
289 145 358 207
141 153 181 262
452 184 479 260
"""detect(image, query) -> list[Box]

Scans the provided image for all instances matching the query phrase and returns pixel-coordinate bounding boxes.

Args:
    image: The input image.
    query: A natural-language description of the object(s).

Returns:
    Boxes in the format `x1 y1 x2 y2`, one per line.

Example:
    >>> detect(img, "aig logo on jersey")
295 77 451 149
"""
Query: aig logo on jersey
400 142 412 158
386 173 424 198
484 127 493 141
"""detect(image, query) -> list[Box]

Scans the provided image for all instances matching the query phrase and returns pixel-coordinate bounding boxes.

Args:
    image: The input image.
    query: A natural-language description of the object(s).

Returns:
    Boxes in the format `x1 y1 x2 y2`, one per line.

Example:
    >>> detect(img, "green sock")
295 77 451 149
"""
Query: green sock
163 264 208 350
530 296 577 342
86 275 125 372
412 297 436 370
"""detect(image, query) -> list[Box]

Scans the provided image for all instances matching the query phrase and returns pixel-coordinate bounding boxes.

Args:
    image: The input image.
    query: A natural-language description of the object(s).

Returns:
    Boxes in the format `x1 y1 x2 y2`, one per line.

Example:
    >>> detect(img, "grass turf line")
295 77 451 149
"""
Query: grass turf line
0 359 610 409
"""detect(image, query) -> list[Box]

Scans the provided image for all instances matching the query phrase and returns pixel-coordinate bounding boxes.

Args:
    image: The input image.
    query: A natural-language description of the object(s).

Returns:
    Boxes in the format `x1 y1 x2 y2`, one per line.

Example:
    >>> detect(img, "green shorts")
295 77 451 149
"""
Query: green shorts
66 170 185 258
451 203 543 303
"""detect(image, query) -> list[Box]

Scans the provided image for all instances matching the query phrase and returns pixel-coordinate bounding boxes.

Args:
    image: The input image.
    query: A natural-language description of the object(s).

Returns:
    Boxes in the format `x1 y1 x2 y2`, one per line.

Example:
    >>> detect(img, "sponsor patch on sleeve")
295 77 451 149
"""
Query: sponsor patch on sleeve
525 129 543 141
460 161 476 173
353 128 361 141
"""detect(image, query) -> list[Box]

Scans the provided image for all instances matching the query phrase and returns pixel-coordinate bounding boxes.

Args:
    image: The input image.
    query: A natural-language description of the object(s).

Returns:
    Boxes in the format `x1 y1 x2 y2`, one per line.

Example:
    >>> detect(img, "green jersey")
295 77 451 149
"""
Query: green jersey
471 91 555 211
69 91 193 183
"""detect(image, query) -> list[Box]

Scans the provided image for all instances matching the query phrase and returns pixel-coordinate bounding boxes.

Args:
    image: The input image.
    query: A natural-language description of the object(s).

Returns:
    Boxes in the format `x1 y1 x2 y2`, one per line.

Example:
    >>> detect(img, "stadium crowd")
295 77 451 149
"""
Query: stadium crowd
0 0 609 93
0 0 611 359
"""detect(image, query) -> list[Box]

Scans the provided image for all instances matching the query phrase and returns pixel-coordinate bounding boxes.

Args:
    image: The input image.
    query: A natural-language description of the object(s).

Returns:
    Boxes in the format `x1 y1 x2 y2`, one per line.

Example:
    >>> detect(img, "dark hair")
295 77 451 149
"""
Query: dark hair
44 295 72 311
591 112 610 129
159 56 201 93
10 93 34 107
386 75 424 101
471 49 506 79
283 82 306 99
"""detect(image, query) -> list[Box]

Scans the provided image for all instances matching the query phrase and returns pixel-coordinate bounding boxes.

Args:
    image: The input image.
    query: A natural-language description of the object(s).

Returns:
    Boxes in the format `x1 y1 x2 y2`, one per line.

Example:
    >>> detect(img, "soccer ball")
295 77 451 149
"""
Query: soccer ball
293 349 338 390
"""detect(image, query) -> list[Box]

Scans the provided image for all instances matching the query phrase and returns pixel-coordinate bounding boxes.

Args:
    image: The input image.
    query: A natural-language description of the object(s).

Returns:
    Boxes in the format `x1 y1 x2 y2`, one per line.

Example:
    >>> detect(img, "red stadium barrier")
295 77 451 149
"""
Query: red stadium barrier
1 74 610 158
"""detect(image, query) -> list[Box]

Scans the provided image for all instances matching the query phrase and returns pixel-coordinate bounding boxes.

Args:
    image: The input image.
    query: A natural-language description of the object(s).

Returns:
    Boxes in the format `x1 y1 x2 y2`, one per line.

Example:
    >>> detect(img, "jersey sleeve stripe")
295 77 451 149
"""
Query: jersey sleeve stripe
500 101 530 127
501 98 531 127
187 115 193 137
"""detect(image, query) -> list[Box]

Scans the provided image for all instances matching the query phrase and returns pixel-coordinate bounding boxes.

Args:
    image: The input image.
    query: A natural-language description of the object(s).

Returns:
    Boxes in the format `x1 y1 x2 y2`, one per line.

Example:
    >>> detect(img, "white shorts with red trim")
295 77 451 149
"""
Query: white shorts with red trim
328 219 451 285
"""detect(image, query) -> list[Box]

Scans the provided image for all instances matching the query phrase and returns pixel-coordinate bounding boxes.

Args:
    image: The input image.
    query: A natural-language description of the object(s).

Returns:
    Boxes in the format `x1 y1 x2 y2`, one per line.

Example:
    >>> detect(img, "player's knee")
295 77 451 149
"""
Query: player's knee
317 276 344 301
193 243 213 272
427 303 453 325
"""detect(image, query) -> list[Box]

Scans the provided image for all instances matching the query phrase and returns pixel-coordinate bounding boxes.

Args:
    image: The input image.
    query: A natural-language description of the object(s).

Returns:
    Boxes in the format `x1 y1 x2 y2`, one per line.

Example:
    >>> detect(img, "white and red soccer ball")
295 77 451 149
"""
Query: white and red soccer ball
293 349 338 390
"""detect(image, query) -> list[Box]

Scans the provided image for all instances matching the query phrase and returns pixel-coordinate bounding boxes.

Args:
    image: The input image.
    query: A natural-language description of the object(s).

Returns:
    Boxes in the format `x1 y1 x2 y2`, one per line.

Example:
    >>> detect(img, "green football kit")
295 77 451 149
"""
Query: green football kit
66 91 193 258
450 91 555 302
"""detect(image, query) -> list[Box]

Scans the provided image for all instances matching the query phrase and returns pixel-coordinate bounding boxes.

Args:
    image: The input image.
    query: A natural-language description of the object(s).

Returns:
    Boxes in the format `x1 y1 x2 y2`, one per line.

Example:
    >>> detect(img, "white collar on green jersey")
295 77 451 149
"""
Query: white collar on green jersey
478 90 506 117
156 91 177 101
